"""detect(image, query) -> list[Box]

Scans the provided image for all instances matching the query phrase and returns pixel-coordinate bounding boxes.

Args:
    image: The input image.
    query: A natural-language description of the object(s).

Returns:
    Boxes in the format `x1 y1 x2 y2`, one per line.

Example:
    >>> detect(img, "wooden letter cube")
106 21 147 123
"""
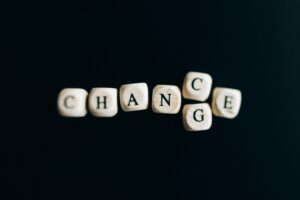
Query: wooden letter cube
120 83 149 112
57 88 88 117
152 85 181 114
88 88 118 117
182 72 213 101
212 87 242 119
182 103 212 131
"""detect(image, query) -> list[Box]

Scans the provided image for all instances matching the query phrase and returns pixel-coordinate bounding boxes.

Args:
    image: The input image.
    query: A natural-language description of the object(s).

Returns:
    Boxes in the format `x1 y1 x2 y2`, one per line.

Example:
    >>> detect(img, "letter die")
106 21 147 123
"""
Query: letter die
182 72 213 102
88 88 118 117
120 83 149 112
212 87 242 119
152 85 181 114
57 88 88 117
182 103 212 131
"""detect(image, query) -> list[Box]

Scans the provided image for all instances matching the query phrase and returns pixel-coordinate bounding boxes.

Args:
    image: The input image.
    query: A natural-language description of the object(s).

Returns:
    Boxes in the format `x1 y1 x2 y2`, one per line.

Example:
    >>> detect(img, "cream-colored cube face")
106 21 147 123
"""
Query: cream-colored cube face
88 88 118 117
120 83 148 112
152 85 181 114
212 87 242 119
182 103 212 131
182 72 213 102
57 88 88 117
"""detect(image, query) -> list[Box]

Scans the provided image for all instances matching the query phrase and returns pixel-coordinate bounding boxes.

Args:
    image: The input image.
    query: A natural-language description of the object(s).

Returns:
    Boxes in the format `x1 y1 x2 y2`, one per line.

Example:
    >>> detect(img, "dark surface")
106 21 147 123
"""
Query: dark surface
2 0 300 199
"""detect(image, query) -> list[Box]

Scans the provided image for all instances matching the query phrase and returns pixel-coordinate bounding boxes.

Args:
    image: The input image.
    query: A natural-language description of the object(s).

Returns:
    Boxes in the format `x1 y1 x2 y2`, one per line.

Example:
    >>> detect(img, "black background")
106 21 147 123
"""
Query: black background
2 0 300 199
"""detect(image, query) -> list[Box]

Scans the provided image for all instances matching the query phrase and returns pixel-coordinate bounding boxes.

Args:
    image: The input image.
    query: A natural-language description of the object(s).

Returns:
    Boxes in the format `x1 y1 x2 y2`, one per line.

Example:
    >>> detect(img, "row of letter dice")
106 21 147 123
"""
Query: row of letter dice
57 72 242 131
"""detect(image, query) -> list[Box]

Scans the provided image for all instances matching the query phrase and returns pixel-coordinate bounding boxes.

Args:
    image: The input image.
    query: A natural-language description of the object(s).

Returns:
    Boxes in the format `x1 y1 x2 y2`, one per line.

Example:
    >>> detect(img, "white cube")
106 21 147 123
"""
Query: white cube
88 88 118 117
152 85 181 114
182 103 212 131
120 83 149 112
182 71 213 102
212 87 242 119
57 88 88 117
